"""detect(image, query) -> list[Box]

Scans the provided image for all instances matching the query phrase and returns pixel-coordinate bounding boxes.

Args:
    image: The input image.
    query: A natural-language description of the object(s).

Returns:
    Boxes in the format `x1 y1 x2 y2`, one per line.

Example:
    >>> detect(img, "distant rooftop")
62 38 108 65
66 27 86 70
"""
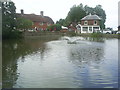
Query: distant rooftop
81 14 101 20
16 10 54 24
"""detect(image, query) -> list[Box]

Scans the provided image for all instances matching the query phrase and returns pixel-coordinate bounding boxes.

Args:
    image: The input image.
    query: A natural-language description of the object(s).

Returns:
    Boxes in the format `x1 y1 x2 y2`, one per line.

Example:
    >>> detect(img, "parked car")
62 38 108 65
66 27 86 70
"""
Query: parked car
111 30 118 34
116 31 120 34
102 29 112 34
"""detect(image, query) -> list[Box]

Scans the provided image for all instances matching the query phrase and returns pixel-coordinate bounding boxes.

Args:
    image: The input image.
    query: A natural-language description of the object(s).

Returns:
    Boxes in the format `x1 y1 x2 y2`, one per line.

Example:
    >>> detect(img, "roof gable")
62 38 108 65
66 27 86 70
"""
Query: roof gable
81 14 101 20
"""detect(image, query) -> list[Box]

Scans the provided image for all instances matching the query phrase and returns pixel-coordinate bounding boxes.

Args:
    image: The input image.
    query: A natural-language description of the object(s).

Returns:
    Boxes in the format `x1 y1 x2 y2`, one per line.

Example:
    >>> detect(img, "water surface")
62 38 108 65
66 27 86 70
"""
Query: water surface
2 36 118 88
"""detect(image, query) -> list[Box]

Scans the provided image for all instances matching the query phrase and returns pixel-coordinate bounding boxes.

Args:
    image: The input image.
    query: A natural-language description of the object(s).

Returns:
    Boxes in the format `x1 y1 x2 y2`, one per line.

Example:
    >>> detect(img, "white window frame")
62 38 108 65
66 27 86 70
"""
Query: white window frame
94 20 97 25
82 27 88 31
84 21 88 25
89 27 92 31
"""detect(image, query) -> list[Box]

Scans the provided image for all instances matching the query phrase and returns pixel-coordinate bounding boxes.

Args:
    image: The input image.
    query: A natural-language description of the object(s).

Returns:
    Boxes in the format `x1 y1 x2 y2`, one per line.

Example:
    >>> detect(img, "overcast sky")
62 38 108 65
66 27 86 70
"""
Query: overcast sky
12 0 119 30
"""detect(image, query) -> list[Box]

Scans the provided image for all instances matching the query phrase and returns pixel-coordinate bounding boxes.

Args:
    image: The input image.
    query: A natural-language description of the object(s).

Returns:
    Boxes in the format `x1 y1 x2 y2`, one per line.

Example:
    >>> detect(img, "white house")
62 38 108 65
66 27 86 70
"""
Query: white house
76 14 101 33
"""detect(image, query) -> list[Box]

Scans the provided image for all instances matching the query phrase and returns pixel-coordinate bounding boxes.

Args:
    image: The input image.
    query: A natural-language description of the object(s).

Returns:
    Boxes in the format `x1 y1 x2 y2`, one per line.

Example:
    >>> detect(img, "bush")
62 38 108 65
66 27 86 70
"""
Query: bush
47 24 61 31
90 33 103 38
2 30 23 39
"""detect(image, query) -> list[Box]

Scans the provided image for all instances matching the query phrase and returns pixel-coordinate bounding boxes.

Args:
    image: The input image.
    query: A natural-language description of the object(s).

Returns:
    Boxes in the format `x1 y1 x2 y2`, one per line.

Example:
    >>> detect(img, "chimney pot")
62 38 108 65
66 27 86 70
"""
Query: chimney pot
40 11 44 17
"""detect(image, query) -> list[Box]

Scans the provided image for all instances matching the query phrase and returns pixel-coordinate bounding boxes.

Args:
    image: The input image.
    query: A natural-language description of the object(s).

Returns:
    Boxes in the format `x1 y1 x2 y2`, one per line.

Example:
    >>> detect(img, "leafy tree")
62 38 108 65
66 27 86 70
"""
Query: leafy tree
94 5 106 29
58 3 106 29
47 24 61 31
84 5 106 29
66 4 86 23
2 1 22 39
84 5 95 15
16 17 33 30
56 19 65 26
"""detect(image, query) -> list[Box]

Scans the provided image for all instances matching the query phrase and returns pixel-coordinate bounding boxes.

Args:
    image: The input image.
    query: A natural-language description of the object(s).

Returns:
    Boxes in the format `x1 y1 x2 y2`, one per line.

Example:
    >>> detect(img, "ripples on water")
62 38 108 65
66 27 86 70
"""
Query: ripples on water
2 36 118 88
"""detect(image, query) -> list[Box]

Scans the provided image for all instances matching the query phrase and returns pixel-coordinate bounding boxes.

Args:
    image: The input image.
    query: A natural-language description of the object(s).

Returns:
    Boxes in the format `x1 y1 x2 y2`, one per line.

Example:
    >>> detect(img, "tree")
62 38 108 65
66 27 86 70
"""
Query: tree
56 19 65 26
58 3 106 29
2 1 22 39
16 17 33 30
94 5 106 29
84 5 95 15
47 24 61 31
66 4 86 23
84 5 106 29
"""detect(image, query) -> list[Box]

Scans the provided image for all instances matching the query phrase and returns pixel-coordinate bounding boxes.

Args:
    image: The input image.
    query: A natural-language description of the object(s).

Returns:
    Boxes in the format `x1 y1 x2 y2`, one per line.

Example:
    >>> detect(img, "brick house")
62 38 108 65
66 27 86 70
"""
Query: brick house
76 14 101 33
17 10 54 31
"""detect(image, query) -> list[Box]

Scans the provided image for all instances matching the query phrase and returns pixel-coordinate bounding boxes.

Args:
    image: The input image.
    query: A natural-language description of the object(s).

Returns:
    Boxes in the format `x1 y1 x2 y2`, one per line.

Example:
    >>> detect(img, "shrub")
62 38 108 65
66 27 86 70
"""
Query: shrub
90 33 103 38
47 24 61 31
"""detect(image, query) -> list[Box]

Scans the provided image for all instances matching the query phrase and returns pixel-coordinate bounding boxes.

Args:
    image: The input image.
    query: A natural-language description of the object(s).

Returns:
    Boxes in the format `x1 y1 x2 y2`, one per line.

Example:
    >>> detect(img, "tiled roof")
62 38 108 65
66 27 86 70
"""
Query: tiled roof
81 14 101 20
17 13 54 24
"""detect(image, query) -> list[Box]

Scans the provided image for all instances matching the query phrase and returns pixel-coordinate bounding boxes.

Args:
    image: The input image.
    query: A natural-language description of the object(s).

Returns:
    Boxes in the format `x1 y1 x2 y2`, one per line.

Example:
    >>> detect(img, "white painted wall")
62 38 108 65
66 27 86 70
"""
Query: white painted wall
80 25 100 33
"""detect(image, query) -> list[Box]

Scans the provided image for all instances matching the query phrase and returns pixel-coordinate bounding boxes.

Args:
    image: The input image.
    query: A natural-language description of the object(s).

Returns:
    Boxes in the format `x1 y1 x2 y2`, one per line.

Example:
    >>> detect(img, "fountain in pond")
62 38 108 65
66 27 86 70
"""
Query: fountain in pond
61 36 84 44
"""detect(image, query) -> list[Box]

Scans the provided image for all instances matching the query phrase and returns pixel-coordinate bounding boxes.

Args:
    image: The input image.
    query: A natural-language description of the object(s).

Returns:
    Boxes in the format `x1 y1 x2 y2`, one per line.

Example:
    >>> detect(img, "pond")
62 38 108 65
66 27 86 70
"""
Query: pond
2 36 119 88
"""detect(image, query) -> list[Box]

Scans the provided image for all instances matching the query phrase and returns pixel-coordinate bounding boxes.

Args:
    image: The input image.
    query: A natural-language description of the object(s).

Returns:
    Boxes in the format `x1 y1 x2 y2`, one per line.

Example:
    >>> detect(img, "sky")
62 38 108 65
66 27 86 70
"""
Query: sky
11 0 119 30
118 1 120 26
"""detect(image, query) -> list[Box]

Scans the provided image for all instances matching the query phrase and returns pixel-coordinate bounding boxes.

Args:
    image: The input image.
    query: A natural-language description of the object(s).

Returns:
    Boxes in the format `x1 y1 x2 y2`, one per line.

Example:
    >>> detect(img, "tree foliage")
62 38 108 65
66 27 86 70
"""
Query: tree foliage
2 1 22 39
16 17 33 30
66 4 86 23
47 24 61 31
57 3 106 29
94 5 106 29
84 5 106 29
56 19 65 26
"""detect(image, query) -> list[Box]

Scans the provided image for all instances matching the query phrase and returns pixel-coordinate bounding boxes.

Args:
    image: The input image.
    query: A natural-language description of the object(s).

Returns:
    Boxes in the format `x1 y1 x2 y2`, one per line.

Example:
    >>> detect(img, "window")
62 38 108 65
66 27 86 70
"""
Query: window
94 21 97 25
89 27 92 31
93 27 99 32
84 21 88 25
82 27 88 31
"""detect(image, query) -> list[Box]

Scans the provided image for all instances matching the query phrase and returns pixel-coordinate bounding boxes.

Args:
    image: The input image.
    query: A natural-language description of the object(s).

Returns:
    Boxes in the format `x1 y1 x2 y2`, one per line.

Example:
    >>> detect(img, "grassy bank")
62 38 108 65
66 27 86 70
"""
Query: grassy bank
23 31 119 38
79 33 119 38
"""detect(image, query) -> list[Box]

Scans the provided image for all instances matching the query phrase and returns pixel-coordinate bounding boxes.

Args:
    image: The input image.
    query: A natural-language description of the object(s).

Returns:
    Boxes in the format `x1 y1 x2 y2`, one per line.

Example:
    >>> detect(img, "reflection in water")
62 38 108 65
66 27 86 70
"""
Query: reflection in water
83 37 105 42
2 36 118 88
69 45 104 68
2 36 59 88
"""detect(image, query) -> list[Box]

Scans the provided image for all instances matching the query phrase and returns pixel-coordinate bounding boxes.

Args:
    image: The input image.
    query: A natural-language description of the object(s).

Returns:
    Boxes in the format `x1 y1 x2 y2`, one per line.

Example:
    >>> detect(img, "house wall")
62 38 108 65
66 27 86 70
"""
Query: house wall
80 25 100 33
32 22 52 30
81 20 100 25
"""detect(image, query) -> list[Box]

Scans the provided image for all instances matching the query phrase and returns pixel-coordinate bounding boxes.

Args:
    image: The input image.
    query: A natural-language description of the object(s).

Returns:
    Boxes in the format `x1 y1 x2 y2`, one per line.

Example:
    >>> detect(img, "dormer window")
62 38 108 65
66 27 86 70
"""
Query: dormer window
94 20 97 25
84 21 88 25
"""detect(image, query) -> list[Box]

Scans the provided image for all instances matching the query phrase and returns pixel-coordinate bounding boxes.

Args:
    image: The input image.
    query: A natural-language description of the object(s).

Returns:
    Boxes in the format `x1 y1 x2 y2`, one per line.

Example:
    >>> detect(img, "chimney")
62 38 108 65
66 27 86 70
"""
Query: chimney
21 9 24 15
40 11 44 17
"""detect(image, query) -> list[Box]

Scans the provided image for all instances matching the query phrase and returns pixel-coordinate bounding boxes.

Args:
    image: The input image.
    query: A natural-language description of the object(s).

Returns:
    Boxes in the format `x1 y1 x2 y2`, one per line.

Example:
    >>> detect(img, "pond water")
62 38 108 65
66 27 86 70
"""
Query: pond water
2 36 119 88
